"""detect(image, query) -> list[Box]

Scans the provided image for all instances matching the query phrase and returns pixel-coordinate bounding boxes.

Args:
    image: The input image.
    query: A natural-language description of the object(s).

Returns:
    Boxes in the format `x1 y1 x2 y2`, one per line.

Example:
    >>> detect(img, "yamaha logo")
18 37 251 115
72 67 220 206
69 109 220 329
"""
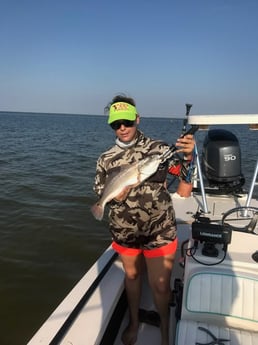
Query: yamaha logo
224 154 236 161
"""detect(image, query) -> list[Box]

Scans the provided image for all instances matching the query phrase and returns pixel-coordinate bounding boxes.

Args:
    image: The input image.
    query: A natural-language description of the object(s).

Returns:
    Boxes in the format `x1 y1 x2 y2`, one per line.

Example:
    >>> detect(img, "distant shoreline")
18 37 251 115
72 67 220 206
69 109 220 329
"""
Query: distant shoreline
0 110 184 120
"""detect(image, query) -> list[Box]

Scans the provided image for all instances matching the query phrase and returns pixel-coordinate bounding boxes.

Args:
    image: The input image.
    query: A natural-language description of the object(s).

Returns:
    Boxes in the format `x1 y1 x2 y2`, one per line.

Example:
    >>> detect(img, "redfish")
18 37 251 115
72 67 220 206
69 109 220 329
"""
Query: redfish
91 154 165 221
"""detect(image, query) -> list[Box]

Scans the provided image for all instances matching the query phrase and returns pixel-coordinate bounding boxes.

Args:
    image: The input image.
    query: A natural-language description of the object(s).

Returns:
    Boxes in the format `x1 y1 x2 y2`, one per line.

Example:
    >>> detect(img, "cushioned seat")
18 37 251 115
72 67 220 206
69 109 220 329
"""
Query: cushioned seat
176 320 258 345
176 271 258 345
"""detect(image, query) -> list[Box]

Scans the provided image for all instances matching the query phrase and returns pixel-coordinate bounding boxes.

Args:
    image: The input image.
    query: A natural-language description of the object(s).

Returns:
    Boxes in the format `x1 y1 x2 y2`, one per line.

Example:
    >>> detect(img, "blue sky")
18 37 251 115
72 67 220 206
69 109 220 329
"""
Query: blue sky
1 0 258 117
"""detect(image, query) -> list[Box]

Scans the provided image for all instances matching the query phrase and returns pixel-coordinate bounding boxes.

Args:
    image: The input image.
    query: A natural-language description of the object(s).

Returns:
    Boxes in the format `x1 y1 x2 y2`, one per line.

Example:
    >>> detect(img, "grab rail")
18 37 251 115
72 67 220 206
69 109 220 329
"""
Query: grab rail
245 159 258 208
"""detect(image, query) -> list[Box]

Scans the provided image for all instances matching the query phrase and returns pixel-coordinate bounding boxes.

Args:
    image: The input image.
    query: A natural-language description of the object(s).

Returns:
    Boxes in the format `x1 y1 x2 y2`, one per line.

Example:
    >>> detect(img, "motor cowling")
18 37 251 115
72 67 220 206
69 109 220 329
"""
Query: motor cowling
202 129 245 192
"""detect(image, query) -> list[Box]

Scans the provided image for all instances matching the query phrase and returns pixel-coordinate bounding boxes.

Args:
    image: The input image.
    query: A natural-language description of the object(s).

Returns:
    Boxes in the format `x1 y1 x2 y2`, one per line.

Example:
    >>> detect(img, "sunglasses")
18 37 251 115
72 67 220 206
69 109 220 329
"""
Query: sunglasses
110 119 135 130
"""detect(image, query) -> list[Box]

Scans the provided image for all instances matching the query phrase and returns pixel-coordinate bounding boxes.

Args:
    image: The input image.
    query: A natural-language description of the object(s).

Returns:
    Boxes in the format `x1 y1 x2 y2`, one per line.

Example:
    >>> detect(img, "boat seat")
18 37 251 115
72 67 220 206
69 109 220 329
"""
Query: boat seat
175 271 258 345
175 320 258 345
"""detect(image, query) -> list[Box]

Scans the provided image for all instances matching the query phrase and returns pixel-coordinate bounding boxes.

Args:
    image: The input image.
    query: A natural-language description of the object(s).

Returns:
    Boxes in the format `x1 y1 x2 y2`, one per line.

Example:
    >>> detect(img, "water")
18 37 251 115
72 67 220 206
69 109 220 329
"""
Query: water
0 112 257 344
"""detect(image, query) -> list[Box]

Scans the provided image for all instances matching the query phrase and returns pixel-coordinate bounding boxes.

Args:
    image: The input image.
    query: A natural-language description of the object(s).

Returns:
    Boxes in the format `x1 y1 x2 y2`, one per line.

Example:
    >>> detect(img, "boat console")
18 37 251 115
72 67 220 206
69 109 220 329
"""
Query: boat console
174 205 258 344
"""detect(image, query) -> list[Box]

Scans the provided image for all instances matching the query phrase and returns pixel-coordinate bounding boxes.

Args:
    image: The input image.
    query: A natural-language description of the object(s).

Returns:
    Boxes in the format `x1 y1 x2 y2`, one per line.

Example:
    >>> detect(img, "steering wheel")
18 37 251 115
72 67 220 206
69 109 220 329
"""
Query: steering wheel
221 206 258 234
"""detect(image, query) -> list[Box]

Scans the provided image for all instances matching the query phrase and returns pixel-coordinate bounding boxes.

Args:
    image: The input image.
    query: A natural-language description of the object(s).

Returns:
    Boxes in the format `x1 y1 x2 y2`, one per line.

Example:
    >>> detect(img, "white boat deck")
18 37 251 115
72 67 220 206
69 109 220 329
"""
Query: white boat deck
28 192 258 345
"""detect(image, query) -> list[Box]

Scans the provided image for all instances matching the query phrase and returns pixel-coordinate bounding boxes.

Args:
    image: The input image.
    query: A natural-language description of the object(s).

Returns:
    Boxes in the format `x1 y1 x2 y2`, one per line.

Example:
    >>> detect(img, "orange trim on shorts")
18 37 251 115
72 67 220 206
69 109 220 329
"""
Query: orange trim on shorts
112 238 178 258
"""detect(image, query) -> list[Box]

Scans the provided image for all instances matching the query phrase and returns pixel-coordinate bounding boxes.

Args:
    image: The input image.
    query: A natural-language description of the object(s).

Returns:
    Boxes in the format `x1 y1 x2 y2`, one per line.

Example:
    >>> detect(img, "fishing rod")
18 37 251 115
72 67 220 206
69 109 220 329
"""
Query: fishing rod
164 105 198 189
161 117 199 163
173 103 197 149
181 123 199 138
182 103 193 135
181 103 201 138
180 103 208 212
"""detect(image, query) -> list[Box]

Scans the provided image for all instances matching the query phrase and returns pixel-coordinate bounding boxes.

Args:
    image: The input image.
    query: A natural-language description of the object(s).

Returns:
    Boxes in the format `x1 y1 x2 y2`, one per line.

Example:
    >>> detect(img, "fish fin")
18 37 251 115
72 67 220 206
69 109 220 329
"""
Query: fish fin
91 203 104 221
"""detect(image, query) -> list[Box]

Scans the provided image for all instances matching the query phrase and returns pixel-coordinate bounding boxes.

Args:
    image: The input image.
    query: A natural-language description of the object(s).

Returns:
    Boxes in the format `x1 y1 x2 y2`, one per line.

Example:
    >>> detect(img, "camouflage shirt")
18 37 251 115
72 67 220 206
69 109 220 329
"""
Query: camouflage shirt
93 130 190 249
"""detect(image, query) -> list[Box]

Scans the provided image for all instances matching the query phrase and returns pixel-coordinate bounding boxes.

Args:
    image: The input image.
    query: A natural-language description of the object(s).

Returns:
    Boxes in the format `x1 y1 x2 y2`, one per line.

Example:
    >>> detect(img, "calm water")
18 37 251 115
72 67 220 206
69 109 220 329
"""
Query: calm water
0 112 257 344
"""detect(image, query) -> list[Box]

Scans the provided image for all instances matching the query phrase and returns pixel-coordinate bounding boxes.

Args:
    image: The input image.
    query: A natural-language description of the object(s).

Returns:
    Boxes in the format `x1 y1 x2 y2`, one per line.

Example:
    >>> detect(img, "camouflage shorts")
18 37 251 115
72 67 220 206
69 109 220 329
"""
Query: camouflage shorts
108 183 177 249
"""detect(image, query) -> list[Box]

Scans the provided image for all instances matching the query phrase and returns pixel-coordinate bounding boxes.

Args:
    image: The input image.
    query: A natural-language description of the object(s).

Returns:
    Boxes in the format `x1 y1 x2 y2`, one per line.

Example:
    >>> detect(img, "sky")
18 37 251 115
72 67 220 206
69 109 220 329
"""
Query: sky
1 0 258 117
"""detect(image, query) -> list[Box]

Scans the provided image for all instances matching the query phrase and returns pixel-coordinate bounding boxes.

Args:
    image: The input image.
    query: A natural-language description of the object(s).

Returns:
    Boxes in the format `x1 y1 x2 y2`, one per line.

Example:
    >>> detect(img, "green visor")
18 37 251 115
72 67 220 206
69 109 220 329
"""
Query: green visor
108 102 137 124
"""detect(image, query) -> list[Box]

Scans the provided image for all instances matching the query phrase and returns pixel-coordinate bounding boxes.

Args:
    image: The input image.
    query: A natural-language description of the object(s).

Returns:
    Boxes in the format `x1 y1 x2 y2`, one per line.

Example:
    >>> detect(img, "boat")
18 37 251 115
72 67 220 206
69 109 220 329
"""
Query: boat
28 113 258 345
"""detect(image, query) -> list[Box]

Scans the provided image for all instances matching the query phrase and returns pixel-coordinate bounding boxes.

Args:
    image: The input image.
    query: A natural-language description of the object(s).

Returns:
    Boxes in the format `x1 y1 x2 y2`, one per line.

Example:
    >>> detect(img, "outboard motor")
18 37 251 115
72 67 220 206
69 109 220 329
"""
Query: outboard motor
202 129 245 193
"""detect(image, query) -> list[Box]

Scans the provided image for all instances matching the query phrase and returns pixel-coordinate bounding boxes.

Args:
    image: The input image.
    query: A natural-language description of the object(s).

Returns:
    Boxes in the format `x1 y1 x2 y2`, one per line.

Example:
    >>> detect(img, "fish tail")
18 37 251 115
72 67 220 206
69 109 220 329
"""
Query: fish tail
91 203 104 221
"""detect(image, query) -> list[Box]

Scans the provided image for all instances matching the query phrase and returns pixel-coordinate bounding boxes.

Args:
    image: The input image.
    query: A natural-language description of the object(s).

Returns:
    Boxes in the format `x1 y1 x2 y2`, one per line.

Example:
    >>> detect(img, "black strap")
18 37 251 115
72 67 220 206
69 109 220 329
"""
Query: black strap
196 326 230 345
